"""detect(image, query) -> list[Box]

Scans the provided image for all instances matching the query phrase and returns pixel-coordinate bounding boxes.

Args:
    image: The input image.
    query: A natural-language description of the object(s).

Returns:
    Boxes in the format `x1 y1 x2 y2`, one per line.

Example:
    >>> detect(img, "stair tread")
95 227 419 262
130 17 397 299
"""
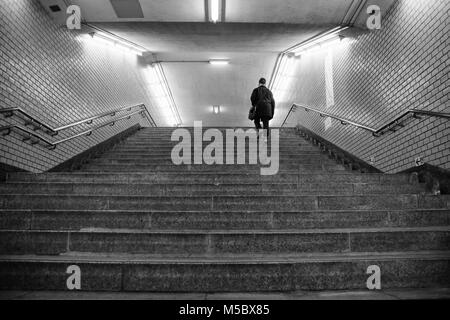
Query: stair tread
1 181 417 185
6 172 394 176
3 226 449 234
1 208 447 213
1 193 436 197
1 251 449 264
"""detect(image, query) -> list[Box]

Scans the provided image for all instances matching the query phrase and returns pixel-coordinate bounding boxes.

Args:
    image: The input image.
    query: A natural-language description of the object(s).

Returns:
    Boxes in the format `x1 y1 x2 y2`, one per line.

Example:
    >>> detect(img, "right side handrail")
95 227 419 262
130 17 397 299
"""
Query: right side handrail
285 103 450 137
281 104 299 127
0 103 154 135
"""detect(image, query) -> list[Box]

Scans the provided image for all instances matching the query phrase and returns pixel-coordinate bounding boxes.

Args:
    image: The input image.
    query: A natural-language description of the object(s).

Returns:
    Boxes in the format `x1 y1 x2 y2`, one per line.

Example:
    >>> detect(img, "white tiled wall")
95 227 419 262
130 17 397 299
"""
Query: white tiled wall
289 0 449 173
0 0 163 172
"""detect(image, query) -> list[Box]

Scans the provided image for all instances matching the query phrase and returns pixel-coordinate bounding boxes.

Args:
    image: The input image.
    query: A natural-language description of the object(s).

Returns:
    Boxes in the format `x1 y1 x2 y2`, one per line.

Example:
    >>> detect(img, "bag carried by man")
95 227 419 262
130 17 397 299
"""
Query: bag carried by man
248 106 256 120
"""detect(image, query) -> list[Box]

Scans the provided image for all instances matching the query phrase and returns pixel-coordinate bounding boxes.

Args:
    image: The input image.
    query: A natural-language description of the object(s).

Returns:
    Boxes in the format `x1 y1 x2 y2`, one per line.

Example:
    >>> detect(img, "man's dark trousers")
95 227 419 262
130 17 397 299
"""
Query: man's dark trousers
254 117 270 138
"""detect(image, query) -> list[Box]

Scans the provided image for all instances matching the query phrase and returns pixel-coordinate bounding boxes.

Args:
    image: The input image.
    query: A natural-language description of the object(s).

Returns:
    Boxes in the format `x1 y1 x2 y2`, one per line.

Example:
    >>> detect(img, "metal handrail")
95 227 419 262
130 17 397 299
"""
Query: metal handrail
281 104 299 127
0 103 153 135
283 103 450 137
0 109 146 150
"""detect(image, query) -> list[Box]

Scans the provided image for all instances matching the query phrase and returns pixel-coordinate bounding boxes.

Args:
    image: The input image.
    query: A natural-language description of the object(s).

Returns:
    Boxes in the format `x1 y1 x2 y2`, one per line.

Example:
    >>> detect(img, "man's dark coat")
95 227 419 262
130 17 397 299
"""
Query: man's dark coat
250 85 275 120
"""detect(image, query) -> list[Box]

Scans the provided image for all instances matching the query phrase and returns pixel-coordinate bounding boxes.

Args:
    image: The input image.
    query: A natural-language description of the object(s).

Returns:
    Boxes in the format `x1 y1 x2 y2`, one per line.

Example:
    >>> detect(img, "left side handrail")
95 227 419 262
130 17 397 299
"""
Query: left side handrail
0 109 146 150
0 103 151 136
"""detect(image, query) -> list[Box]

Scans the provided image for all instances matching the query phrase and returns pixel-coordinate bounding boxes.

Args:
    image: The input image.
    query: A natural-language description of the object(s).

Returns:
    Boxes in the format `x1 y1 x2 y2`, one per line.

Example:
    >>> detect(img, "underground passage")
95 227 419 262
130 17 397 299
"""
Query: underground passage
0 0 449 302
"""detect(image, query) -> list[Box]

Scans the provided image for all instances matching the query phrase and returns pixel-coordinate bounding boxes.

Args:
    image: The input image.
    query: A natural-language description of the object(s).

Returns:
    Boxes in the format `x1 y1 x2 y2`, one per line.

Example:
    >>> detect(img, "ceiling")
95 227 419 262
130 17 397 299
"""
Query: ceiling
92 22 331 53
63 0 396 127
72 0 356 24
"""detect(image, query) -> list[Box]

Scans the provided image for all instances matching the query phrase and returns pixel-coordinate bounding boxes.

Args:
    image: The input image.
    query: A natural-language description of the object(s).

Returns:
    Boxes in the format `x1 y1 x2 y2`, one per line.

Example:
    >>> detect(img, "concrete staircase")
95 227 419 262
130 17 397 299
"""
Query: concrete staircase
0 127 449 292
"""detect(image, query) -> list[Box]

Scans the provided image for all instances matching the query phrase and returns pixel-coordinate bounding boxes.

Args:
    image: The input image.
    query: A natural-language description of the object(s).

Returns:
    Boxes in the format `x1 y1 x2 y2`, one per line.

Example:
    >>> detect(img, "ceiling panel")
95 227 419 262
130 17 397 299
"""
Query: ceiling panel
110 0 144 18
226 0 354 24
71 0 205 22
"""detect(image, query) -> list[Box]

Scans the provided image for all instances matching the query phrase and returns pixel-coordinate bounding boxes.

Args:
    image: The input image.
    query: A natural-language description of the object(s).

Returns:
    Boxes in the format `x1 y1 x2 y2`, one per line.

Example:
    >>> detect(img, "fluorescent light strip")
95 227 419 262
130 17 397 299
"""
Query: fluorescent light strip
294 36 346 56
270 54 299 102
272 56 287 92
154 64 177 123
268 54 285 89
210 0 220 23
93 31 145 53
287 26 348 53
290 26 349 56
146 63 182 126
90 32 145 56
267 26 351 122
209 59 229 65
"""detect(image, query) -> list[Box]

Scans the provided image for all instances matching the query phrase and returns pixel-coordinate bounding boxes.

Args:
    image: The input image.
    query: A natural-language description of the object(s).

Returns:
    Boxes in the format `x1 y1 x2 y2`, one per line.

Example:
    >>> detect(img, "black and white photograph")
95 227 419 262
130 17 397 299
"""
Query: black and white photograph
0 0 449 306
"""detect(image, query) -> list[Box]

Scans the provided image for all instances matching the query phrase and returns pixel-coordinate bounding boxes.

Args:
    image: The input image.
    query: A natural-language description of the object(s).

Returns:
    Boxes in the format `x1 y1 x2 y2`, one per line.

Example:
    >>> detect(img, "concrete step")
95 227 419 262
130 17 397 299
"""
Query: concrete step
91 156 336 165
80 164 348 172
0 182 426 196
118 142 314 148
99 152 326 159
88 160 339 167
127 136 305 142
120 135 309 140
1 227 449 255
102 150 326 157
1 194 448 210
132 134 298 137
111 145 320 155
129 137 305 142
100 151 325 159
114 144 318 149
134 129 299 134
1 209 447 231
3 172 414 184
122 135 308 140
0 251 449 291
110 140 314 146
110 143 313 149
136 127 298 131
4 288 450 300
121 139 310 144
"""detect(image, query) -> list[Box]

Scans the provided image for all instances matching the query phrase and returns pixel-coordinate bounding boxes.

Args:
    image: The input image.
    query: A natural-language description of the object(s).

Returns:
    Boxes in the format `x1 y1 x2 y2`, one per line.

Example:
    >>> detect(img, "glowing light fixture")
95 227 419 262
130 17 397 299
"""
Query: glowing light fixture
146 64 182 126
210 0 220 23
268 26 350 104
294 36 347 57
213 105 221 114
269 54 300 103
87 32 146 56
209 59 229 65
289 26 349 57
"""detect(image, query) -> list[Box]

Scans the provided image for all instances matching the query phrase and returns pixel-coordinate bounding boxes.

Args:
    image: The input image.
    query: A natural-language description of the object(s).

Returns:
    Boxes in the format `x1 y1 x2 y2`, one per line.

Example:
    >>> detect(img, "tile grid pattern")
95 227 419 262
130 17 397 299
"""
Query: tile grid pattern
0 0 161 173
291 0 449 173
